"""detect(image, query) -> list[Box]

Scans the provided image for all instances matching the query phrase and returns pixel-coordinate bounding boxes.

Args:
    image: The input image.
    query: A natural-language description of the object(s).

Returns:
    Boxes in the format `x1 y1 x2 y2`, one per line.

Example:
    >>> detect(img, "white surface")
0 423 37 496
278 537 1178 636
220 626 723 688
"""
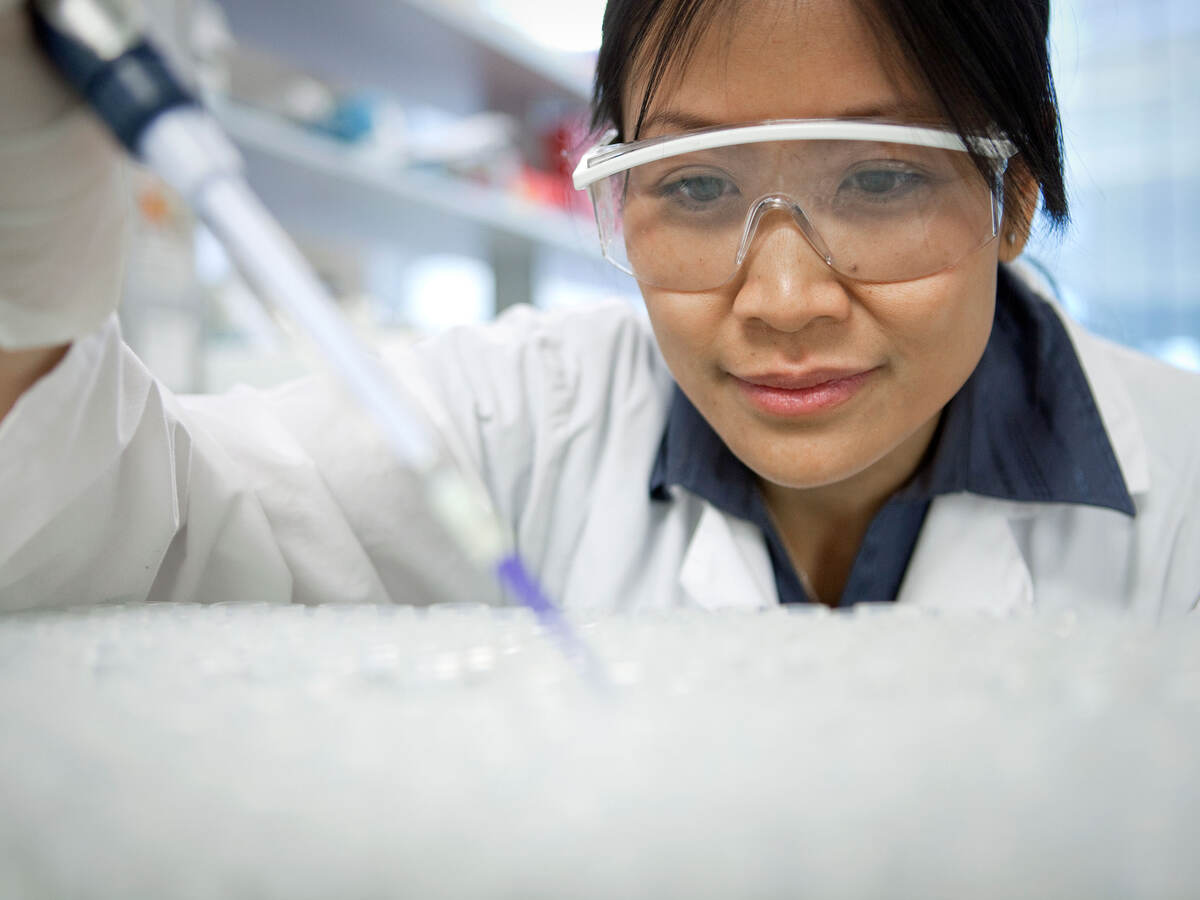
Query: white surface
0 603 1197 898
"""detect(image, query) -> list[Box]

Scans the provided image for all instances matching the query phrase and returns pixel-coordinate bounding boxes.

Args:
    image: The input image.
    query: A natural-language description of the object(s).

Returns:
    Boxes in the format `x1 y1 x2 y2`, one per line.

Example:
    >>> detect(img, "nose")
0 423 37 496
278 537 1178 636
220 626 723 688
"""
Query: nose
729 202 852 333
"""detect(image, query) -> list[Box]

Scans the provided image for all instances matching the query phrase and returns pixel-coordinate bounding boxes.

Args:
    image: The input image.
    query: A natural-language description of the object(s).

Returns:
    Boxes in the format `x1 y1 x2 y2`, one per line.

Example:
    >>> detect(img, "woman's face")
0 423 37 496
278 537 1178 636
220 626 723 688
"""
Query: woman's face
628 0 1013 504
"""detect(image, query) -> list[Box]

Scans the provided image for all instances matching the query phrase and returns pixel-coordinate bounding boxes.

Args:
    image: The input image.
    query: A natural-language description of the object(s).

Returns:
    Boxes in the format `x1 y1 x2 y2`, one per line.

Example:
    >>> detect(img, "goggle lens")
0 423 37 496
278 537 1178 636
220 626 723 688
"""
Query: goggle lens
584 135 1007 289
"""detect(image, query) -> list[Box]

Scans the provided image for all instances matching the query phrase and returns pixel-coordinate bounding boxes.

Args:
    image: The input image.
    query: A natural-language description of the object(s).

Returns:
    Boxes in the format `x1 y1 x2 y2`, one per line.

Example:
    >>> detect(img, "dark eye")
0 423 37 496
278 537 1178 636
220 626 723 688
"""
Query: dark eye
674 175 730 203
657 172 738 208
837 164 930 203
844 169 921 196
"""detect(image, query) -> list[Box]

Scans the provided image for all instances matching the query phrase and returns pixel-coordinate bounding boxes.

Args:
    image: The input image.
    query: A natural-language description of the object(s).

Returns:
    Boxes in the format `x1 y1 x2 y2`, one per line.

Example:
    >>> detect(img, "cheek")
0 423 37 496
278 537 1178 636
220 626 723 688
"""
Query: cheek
868 265 997 397
641 287 728 379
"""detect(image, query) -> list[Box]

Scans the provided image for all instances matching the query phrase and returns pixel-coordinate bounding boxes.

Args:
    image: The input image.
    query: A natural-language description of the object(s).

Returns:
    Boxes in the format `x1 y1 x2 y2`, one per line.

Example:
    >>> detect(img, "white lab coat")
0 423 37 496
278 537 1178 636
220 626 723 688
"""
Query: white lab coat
1 276 1198 617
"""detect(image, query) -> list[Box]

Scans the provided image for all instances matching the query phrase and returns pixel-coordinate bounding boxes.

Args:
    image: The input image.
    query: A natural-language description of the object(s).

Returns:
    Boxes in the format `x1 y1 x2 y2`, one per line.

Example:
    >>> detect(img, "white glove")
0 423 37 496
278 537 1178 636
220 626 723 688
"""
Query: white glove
0 0 129 350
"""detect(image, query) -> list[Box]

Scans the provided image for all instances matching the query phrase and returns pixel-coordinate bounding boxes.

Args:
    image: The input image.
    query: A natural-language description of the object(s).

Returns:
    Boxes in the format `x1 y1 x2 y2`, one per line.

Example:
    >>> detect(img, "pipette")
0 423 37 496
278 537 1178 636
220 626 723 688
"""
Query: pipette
30 0 605 684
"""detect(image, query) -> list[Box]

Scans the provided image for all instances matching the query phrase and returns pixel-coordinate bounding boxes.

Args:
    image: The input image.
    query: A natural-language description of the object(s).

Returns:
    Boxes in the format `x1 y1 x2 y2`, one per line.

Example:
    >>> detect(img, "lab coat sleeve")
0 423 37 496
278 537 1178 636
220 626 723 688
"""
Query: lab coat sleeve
397 300 670 601
0 316 293 608
193 298 664 608
177 361 508 609
0 306 539 609
0 291 655 609
173 298 662 608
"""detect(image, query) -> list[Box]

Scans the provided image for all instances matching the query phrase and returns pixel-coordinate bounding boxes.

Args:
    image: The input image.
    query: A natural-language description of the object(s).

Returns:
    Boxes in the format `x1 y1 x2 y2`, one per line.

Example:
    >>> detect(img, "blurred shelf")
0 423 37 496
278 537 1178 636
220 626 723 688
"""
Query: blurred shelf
400 0 594 101
213 0 592 117
213 99 600 261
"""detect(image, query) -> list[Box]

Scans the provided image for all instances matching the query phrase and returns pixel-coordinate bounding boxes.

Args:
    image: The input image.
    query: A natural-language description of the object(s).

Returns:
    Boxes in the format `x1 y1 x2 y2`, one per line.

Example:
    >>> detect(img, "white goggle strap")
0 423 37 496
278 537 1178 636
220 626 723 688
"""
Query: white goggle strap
572 120 1016 190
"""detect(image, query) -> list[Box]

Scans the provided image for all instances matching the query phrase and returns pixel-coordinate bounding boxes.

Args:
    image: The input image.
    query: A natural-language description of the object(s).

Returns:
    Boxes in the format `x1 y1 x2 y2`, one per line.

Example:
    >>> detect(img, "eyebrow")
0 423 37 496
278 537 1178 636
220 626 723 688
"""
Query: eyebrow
638 102 945 138
638 111 722 136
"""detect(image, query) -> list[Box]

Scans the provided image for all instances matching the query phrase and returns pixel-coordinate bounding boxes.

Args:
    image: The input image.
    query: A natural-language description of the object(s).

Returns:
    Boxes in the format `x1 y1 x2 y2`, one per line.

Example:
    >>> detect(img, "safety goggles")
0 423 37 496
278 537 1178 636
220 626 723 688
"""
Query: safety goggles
572 120 1016 290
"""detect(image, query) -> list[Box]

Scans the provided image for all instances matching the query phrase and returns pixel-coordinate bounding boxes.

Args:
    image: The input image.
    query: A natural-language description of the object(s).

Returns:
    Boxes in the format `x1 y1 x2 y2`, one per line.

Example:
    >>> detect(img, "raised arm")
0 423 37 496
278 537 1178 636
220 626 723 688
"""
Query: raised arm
0 0 533 612
0 0 127 417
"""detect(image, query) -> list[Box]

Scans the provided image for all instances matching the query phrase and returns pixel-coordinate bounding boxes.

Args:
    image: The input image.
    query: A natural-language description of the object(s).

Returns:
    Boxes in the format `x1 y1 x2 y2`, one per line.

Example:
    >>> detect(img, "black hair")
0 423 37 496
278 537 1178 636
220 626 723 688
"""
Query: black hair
591 0 1068 230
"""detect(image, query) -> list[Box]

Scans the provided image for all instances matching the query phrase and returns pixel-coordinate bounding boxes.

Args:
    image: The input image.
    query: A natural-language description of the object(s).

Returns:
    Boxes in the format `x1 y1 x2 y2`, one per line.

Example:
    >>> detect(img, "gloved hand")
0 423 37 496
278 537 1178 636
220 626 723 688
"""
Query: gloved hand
0 0 129 350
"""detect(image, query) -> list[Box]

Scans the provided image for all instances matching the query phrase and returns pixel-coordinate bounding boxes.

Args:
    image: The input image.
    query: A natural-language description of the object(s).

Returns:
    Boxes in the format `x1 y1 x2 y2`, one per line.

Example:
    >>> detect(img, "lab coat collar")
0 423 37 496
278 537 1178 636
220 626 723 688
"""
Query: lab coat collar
678 505 776 611
1058 325 1150 501
895 494 1034 613
1008 260 1150 498
673 493 1034 615
900 266 1136 516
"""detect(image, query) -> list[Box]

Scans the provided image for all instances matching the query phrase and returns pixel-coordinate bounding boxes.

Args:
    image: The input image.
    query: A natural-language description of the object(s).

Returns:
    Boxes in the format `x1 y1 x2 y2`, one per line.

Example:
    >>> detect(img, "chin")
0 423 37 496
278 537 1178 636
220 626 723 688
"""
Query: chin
758 466 864 492
741 444 872 492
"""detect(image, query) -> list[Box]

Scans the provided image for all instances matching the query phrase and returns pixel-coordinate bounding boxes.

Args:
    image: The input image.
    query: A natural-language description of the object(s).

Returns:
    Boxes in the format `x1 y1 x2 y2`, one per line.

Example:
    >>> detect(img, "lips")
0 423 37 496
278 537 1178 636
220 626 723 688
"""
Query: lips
732 367 878 416
737 368 873 390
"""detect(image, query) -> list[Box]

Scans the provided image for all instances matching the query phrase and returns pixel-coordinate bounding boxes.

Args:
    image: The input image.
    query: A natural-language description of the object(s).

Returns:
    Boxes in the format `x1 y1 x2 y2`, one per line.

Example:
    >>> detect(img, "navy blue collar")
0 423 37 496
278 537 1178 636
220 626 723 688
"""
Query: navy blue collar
897 266 1133 511
649 266 1134 604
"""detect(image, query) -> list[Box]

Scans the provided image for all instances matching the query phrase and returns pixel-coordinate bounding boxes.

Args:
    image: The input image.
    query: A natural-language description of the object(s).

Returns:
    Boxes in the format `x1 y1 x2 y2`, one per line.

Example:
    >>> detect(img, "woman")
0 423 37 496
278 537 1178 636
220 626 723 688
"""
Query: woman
0 0 1197 614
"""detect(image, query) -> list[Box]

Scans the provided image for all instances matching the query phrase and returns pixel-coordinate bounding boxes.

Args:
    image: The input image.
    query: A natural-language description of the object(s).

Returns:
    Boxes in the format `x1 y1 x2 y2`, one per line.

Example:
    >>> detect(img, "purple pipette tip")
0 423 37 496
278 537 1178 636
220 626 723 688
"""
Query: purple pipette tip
495 553 608 688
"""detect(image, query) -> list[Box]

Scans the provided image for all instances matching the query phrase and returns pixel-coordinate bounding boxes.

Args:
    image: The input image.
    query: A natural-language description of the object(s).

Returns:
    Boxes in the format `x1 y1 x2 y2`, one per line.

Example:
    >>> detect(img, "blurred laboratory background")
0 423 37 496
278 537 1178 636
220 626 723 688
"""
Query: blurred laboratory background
118 0 1200 392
